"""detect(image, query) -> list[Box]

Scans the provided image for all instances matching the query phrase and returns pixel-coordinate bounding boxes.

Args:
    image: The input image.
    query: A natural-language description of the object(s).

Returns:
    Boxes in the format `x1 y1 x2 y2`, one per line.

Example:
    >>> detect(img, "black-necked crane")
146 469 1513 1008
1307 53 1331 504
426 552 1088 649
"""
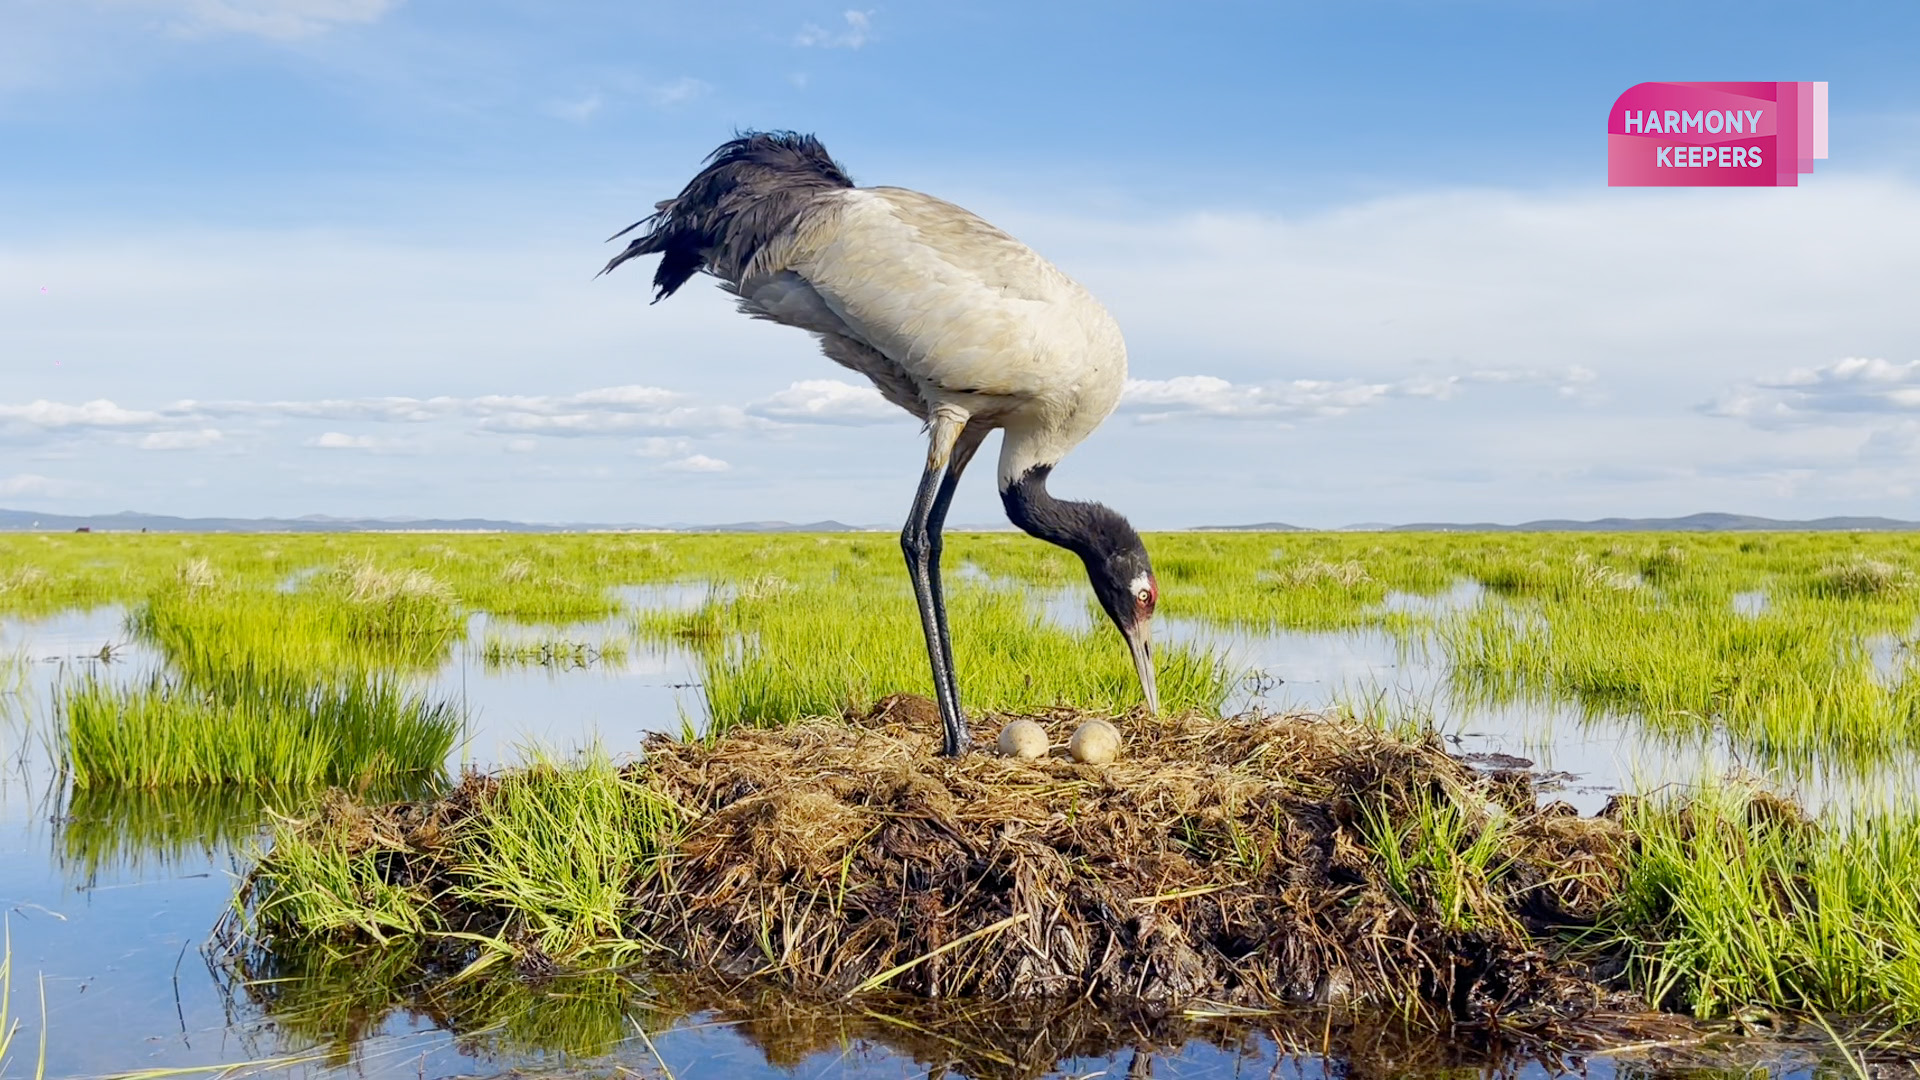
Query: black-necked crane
601 131 1158 756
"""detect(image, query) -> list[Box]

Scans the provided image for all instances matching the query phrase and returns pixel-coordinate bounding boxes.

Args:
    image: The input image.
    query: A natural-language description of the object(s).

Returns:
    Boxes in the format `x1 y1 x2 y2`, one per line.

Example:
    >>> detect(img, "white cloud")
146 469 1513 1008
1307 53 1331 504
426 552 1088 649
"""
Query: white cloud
644 77 710 108
662 454 730 473
138 428 223 450
504 438 538 453
308 432 378 449
794 10 872 48
0 474 71 498
747 379 900 425
9 176 1920 525
1860 422 1920 463
549 77 707 125
1118 366 1588 422
3 385 753 451
1705 357 1920 427
63 385 745 437
1121 375 1390 422
550 93 602 124
632 437 695 458
107 0 399 39
0 398 170 434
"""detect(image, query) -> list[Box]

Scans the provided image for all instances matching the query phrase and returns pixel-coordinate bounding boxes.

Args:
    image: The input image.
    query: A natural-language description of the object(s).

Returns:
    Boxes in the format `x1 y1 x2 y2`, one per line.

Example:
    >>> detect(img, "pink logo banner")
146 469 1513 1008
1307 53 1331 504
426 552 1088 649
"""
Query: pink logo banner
1609 82 1828 187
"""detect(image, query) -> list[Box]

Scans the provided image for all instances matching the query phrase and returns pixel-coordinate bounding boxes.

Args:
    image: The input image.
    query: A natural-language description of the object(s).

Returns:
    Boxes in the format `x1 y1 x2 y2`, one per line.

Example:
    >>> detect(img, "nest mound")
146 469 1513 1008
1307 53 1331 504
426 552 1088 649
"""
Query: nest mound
634 699 1630 1024
243 699 1641 1028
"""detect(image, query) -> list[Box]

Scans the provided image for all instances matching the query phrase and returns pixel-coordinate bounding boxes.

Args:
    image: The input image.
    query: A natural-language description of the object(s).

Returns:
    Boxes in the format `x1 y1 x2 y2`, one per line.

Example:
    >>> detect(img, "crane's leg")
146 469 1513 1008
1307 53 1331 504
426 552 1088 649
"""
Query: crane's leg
925 423 988 723
902 410 970 756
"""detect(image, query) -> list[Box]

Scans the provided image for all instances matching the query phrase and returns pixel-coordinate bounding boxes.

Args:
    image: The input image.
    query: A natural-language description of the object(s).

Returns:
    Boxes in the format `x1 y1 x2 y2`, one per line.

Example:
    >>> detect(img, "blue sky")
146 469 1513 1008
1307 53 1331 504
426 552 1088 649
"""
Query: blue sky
5 0 1920 527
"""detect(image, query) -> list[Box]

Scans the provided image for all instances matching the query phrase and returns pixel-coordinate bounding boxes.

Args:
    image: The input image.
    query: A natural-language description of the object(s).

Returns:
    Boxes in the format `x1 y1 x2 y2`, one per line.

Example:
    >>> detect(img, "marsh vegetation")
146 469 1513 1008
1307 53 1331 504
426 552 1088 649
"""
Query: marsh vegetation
1 528 1918 1076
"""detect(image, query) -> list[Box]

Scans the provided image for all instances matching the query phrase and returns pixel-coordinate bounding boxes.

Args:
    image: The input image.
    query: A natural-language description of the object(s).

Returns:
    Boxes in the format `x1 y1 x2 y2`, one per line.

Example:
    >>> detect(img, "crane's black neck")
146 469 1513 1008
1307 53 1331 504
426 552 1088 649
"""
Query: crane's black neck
1001 465 1141 563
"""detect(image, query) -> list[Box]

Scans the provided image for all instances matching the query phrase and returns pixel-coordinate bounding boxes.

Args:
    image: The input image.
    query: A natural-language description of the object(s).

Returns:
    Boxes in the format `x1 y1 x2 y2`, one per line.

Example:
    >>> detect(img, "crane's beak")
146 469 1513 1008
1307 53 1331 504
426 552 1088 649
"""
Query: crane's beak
1125 619 1159 715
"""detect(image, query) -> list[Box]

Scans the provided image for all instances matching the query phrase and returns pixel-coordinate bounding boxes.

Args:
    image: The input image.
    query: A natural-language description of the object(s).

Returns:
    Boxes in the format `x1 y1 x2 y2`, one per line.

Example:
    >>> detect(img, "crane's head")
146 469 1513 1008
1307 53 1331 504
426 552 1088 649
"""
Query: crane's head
1000 465 1160 715
1084 538 1160 716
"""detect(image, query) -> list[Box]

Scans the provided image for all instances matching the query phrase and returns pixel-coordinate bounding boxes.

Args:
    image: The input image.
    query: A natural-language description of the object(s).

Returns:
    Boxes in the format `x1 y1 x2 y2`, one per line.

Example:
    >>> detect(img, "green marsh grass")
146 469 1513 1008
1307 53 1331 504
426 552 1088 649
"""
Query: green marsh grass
1358 789 1518 935
446 748 678 960
247 748 678 962
1605 785 1920 1026
54 555 469 791
56 672 459 788
0 920 47 1080
637 573 1234 734
133 558 464 679
235 727 1920 1034
1441 580 1920 768
11 528 1920 776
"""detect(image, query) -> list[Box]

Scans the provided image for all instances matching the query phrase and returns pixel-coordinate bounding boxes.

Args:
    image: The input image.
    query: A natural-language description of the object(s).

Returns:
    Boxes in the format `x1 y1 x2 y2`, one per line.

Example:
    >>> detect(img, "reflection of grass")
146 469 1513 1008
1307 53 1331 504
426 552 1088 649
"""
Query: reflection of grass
480 633 632 671
58 784 270 883
223 947 1604 1080
0 651 28 740
227 940 672 1066
0 650 26 697
57 777 440 884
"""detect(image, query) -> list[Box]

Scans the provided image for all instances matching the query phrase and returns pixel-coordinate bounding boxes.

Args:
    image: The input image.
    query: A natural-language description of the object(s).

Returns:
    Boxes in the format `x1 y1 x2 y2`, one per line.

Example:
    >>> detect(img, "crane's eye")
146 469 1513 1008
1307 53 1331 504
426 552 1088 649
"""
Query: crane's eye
1135 588 1152 603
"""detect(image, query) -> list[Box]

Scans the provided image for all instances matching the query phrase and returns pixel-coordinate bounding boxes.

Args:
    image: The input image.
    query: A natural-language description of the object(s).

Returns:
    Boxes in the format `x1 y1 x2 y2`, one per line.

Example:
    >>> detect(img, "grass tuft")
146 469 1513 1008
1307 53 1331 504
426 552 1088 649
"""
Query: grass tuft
1605 784 1920 1026
56 672 459 789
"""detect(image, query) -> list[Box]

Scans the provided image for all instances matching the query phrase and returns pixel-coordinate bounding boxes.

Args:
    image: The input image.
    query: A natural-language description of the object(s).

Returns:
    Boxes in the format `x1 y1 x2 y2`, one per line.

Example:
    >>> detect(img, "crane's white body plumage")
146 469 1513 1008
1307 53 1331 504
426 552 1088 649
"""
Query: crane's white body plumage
732 187 1129 485
606 132 1160 755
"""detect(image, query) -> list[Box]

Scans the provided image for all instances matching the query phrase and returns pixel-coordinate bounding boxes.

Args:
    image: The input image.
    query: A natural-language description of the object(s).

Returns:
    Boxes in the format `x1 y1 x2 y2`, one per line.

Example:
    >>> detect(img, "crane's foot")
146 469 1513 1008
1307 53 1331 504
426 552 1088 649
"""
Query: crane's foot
939 714 972 758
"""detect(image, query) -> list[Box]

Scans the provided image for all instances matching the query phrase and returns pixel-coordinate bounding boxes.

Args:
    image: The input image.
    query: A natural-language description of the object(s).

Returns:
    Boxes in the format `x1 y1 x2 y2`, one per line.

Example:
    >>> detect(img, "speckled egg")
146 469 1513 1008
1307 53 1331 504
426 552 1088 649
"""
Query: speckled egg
997 718 1049 759
1068 719 1122 764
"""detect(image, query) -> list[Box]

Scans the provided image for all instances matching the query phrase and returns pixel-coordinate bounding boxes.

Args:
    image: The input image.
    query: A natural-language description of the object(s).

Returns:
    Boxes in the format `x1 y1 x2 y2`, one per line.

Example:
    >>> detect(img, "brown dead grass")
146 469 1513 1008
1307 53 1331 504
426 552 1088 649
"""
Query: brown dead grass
629 697 1633 1026
240 698 1646 1031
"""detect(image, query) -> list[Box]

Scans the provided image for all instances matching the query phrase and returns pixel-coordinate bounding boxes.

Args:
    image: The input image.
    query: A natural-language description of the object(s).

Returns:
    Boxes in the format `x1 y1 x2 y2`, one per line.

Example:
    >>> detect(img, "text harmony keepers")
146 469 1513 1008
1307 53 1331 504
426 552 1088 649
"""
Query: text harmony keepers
1621 109 1768 169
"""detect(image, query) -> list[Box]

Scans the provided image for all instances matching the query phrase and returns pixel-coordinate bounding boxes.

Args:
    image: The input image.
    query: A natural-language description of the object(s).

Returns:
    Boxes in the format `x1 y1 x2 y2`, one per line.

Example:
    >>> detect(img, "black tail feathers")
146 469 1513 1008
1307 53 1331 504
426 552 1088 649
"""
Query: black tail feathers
600 131 854 301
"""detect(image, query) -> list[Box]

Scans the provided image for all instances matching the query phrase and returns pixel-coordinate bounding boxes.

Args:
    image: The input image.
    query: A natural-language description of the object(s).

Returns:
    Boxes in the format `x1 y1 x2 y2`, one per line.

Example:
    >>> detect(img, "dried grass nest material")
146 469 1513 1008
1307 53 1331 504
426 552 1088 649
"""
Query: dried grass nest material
252 697 1643 1028
639 697 1633 1025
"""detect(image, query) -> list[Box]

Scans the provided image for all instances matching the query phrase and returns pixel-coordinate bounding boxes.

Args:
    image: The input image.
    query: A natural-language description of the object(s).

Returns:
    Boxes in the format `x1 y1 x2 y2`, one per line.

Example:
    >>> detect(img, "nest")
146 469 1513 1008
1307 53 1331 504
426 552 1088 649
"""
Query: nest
237 698 1643 1031
631 698 1631 1026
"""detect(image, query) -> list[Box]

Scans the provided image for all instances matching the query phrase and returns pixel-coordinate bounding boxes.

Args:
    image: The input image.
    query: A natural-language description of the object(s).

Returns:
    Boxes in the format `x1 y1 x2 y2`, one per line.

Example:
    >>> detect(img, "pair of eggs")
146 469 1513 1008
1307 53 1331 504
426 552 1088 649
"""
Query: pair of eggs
997 718 1121 764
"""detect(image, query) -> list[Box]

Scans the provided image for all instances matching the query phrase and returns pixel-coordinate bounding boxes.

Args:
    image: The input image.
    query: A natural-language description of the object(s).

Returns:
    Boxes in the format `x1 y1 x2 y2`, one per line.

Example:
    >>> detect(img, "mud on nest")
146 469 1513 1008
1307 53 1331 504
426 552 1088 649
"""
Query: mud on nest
235 696 1643 1029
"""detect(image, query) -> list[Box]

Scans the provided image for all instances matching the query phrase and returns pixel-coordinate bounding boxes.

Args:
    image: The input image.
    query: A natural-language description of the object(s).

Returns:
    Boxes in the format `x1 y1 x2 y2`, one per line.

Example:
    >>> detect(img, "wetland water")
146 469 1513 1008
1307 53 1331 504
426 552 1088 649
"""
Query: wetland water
0 581 1907 1077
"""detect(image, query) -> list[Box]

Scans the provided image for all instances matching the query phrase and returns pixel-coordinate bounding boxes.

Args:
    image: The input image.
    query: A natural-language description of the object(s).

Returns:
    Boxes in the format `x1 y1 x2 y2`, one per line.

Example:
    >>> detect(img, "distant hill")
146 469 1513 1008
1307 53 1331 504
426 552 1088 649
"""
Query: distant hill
1379 512 1920 533
1196 512 1920 532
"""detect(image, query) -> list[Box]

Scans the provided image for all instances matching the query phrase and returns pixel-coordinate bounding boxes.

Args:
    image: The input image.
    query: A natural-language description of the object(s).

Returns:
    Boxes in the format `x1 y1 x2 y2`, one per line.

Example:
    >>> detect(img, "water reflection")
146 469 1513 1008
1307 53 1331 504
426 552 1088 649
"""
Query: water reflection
55 776 442 887
441 610 704 766
221 944 1619 1080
